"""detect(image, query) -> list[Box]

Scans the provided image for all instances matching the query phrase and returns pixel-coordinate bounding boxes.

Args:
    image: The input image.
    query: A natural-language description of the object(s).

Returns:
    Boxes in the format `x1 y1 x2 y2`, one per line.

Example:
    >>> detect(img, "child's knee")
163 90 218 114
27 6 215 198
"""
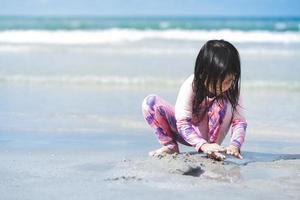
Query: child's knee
142 94 158 113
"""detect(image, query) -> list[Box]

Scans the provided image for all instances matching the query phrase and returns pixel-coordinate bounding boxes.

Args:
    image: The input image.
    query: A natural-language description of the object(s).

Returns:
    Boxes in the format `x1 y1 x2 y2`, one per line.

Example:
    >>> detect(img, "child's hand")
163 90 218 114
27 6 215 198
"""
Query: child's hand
200 143 226 161
225 145 243 159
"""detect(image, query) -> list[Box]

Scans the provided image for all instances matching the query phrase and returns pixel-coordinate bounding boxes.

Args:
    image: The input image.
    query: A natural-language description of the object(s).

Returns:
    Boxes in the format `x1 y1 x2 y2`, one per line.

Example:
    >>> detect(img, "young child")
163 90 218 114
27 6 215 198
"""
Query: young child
142 39 247 161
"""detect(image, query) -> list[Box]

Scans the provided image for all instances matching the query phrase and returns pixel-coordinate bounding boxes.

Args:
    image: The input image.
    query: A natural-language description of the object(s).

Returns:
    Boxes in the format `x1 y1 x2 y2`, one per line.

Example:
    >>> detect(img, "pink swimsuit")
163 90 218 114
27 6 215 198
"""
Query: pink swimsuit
142 74 247 152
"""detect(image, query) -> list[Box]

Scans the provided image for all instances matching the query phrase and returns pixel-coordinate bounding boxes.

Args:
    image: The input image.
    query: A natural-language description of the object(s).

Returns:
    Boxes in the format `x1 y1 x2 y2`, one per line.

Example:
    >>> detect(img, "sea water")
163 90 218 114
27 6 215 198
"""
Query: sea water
0 16 299 154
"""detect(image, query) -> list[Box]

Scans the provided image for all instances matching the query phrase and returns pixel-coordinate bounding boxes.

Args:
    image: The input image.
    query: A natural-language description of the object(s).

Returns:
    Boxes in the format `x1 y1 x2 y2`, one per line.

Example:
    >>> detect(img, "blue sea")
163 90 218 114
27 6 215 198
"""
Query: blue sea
0 16 299 153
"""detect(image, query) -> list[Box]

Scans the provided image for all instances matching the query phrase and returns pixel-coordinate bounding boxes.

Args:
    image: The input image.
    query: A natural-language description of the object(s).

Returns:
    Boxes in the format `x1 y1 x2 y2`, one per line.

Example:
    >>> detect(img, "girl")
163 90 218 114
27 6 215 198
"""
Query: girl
142 39 247 161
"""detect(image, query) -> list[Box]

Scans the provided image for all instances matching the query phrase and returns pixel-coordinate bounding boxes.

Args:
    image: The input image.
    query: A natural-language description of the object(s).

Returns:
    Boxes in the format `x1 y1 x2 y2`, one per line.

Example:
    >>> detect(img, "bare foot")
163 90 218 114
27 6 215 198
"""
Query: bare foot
148 145 179 157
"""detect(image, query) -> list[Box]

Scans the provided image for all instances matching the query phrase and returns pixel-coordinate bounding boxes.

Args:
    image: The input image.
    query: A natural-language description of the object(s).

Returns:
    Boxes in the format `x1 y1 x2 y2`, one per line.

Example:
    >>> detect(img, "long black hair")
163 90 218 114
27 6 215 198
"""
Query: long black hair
192 39 241 115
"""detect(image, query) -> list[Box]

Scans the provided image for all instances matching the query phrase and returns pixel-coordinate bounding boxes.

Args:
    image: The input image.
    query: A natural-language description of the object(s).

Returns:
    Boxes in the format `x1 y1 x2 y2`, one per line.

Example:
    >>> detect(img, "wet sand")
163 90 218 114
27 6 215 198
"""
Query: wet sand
1 17 300 199
0 85 299 200
1 148 299 200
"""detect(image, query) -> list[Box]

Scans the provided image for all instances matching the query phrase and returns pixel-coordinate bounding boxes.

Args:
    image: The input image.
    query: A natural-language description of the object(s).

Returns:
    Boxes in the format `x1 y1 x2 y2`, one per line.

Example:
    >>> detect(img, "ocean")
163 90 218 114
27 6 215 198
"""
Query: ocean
0 16 299 151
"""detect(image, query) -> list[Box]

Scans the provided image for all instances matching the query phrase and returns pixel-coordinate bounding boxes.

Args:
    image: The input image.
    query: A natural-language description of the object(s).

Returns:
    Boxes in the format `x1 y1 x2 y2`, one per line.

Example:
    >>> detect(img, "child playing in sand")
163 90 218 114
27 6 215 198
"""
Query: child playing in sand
142 39 247 161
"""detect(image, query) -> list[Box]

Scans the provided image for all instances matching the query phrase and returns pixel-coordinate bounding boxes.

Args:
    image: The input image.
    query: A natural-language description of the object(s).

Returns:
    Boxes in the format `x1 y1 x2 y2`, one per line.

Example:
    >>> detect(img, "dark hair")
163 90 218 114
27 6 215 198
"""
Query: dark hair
192 39 241 115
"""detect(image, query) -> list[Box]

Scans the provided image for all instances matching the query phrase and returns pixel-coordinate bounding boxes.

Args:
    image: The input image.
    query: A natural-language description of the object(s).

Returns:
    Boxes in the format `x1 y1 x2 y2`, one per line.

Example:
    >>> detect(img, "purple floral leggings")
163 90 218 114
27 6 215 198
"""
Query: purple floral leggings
142 94 192 150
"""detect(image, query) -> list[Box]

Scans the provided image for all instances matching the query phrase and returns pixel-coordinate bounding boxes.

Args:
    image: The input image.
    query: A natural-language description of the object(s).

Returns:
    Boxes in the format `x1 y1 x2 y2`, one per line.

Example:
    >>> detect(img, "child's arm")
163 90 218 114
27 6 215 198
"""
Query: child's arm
175 74 208 152
229 95 248 149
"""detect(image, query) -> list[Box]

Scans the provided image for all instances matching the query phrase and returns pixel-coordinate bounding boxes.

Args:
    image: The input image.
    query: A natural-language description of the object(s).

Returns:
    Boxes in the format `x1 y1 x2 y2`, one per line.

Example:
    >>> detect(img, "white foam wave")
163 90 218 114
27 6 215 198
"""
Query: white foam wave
0 75 183 86
0 45 299 57
0 44 299 57
0 44 196 55
0 29 299 44
0 75 299 90
243 80 300 90
0 45 33 52
240 48 300 56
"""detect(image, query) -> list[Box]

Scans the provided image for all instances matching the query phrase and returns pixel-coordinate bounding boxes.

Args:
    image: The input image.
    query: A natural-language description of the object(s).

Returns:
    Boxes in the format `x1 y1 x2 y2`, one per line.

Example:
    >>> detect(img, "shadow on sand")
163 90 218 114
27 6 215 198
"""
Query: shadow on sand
186 151 300 166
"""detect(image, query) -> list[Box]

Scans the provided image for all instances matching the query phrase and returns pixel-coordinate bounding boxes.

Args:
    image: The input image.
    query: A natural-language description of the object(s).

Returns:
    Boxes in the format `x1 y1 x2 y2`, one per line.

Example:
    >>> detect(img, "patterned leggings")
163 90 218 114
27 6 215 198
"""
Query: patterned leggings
142 94 192 151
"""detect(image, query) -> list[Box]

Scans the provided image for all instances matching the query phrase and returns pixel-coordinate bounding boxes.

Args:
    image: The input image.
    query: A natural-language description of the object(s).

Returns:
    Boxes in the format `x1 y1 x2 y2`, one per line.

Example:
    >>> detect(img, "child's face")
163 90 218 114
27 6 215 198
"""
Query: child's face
206 74 235 97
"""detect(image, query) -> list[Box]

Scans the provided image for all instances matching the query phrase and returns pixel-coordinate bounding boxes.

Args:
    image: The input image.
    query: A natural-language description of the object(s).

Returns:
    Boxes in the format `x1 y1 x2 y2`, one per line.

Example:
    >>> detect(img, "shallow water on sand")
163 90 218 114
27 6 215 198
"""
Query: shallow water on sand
0 83 300 199
1 35 300 199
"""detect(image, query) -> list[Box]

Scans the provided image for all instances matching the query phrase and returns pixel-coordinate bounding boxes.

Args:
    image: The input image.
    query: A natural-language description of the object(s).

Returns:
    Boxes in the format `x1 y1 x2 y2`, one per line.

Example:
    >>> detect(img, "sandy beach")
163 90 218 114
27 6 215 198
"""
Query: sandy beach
1 147 299 200
0 85 299 200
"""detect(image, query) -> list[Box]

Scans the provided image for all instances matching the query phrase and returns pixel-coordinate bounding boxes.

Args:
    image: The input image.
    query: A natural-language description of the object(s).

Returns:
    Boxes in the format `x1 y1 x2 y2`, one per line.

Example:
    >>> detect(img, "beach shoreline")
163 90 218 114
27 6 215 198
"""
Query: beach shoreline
0 147 299 200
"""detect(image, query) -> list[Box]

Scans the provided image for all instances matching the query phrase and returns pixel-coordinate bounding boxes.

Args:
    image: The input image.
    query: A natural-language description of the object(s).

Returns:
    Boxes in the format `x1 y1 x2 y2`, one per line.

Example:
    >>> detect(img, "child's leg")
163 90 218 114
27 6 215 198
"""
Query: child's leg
142 94 190 155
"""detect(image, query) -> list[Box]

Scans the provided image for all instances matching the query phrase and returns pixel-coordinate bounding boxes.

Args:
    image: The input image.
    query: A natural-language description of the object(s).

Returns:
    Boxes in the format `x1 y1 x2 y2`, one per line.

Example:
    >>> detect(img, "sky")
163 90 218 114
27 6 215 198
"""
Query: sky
0 0 300 17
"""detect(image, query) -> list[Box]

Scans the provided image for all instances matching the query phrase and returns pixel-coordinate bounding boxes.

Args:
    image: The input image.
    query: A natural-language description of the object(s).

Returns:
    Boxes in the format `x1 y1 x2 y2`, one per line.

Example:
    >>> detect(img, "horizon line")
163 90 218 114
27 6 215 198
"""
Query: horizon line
1 14 300 19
